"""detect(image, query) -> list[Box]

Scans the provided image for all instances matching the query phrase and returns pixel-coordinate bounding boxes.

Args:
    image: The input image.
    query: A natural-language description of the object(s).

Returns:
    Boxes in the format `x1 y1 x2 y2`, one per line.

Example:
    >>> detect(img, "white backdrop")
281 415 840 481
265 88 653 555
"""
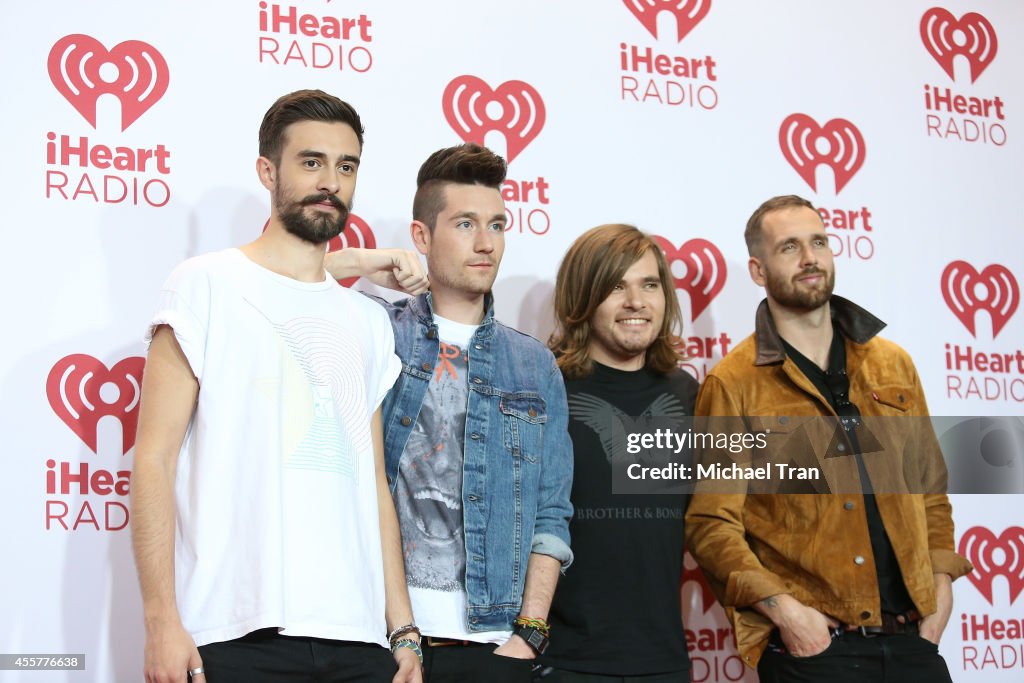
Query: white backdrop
2 1 1022 681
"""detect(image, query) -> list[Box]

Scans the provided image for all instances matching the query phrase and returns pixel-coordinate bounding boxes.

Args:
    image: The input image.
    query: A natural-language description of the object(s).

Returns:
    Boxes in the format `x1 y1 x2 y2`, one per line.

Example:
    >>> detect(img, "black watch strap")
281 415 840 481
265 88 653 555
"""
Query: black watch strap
513 623 549 655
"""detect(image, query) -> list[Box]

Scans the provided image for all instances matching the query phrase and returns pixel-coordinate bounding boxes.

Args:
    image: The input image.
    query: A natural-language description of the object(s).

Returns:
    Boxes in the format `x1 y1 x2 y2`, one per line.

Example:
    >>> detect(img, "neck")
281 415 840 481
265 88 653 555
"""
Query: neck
240 218 327 283
768 298 832 370
429 283 487 325
588 347 646 372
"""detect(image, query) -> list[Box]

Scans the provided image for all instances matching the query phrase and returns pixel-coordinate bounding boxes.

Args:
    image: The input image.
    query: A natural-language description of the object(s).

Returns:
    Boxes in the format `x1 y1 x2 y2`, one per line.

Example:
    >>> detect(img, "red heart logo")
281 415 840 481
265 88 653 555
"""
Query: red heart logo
48 34 169 131
941 261 1019 338
653 237 726 322
622 0 712 42
46 354 145 455
442 76 545 164
920 8 998 83
959 526 1024 605
779 114 865 195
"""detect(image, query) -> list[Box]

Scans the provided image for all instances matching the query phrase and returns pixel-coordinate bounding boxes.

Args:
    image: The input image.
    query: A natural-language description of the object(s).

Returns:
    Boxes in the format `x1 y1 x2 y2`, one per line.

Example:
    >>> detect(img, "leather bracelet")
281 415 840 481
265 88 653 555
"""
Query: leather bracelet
387 623 421 647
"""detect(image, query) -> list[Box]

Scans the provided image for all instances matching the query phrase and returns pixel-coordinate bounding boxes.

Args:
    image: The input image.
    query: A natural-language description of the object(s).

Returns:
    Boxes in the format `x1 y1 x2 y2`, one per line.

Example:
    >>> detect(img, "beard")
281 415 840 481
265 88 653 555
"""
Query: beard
766 265 835 311
275 186 350 245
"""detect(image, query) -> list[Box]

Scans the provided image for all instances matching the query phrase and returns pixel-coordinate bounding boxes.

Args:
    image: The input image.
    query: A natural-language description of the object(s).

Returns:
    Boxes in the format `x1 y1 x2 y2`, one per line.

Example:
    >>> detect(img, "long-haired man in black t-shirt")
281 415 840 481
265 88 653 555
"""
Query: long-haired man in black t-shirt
539 224 698 682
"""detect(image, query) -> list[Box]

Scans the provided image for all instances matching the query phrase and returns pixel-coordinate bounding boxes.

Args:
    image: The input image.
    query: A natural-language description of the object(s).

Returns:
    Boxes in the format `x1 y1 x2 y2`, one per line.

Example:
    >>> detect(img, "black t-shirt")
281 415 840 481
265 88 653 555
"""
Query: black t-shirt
781 326 914 616
541 362 698 676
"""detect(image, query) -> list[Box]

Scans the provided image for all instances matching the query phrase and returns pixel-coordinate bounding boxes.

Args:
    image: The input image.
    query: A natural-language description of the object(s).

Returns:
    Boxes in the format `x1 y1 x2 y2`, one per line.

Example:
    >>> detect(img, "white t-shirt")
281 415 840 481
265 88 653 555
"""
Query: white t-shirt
396 314 509 644
145 248 401 647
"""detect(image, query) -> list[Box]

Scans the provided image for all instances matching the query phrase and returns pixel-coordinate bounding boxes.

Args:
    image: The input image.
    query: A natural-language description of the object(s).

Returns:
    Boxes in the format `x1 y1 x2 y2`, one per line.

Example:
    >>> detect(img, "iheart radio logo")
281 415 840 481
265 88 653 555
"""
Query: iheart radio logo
653 237 726 321
941 261 1019 338
959 526 1024 605
328 213 377 288
779 114 865 195
48 34 169 131
46 354 145 455
920 8 997 84
622 0 711 43
443 76 545 164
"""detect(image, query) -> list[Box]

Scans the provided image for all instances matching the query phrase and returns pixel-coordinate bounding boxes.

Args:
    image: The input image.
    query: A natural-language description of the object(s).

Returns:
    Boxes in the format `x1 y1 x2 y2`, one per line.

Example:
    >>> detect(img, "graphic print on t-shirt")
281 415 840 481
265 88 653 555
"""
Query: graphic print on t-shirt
396 341 469 591
568 392 686 462
269 314 361 478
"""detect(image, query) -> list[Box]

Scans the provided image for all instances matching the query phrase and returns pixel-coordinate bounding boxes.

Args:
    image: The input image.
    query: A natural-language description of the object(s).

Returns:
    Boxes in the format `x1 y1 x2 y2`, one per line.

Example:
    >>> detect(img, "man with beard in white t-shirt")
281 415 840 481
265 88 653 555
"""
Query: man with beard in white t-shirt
131 90 422 683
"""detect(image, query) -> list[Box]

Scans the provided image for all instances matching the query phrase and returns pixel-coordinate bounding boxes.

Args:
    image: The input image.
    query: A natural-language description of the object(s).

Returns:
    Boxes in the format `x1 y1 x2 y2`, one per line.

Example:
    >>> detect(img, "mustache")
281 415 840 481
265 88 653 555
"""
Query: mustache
301 193 347 211
797 266 827 278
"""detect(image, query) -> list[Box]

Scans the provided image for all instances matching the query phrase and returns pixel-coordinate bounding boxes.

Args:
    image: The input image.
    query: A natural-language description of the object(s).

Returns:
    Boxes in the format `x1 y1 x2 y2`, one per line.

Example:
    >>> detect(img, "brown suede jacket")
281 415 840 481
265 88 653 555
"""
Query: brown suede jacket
685 296 973 668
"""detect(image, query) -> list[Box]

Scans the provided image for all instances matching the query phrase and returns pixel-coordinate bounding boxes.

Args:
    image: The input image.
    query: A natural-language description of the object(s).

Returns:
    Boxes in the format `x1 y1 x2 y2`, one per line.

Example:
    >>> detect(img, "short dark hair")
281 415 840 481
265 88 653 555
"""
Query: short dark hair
412 144 507 230
744 195 817 256
549 224 684 379
258 89 364 165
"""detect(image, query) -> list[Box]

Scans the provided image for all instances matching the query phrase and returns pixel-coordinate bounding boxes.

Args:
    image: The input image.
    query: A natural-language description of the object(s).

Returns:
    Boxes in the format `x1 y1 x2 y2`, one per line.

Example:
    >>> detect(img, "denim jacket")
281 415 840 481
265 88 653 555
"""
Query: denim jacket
368 292 573 631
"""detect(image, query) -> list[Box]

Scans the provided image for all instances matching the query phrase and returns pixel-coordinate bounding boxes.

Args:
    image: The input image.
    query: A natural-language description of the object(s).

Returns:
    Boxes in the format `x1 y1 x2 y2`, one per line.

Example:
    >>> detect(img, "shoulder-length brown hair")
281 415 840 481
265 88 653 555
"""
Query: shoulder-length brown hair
549 224 684 379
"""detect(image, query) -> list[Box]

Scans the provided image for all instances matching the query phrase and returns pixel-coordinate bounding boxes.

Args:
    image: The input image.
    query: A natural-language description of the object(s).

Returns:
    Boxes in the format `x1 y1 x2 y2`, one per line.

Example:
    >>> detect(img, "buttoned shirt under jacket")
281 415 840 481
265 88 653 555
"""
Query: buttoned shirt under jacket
685 296 973 668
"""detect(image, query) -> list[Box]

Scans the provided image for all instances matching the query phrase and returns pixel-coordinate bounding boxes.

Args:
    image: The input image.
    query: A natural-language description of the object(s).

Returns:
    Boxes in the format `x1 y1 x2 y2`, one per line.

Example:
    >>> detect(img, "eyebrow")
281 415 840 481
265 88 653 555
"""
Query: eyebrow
296 150 361 165
452 211 507 223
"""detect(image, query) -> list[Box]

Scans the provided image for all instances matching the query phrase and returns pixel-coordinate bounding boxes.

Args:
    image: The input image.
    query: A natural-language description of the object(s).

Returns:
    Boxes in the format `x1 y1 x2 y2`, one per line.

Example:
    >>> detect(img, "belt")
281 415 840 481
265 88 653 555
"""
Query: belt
422 636 485 648
846 609 922 637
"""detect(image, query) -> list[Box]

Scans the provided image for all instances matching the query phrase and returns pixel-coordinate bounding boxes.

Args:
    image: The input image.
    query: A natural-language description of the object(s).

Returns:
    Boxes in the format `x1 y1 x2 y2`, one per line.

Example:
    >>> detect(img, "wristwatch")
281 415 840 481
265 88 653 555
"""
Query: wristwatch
513 623 549 655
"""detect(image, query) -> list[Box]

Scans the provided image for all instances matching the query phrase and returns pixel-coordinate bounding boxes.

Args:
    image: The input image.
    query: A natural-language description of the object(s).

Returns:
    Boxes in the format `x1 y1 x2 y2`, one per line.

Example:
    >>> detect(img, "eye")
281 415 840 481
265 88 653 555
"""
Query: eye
488 221 505 232
781 243 796 253
612 283 625 291
813 237 827 247
456 220 473 230
644 281 660 290
339 162 355 174
303 159 321 169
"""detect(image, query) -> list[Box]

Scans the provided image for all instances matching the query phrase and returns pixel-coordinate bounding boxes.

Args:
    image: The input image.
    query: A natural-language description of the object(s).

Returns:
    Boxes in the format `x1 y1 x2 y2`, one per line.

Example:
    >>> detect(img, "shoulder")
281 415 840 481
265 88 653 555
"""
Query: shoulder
664 367 700 404
705 333 758 384
494 321 558 367
853 335 918 375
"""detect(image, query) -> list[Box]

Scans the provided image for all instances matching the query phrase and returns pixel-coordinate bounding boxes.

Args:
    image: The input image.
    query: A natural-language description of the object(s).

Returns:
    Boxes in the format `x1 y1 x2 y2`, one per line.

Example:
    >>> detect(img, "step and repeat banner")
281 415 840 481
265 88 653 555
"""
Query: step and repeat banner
2 1 1022 681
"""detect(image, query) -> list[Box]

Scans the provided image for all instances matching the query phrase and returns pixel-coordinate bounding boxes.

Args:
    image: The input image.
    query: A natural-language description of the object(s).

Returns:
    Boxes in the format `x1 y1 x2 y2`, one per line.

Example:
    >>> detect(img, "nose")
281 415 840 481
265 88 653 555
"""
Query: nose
473 228 496 253
317 167 341 195
798 242 818 267
624 284 646 310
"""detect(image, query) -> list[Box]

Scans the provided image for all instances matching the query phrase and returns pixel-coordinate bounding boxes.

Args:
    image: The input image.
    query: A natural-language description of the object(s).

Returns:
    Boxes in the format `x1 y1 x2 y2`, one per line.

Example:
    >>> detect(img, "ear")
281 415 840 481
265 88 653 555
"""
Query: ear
410 220 431 256
256 156 276 192
748 256 767 287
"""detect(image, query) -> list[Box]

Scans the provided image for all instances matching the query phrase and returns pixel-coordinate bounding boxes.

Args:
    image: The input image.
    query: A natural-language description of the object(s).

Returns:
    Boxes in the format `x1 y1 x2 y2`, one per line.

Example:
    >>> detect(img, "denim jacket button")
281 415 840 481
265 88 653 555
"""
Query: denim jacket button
426 329 436 339
474 343 483 350
528 408 537 418
400 416 412 427
421 362 432 372
472 377 482 384
470 433 480 440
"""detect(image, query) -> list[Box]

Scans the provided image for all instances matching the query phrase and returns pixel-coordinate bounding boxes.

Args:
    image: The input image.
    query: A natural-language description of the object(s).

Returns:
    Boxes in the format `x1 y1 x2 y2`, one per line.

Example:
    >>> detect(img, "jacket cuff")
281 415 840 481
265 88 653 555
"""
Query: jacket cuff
531 532 573 571
930 548 974 581
725 569 791 608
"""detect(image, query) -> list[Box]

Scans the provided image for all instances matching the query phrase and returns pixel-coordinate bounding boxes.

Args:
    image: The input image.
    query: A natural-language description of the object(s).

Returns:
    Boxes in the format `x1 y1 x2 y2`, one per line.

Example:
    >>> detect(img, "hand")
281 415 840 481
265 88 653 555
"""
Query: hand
493 634 537 660
391 644 422 683
770 598 838 657
143 620 203 683
919 573 953 644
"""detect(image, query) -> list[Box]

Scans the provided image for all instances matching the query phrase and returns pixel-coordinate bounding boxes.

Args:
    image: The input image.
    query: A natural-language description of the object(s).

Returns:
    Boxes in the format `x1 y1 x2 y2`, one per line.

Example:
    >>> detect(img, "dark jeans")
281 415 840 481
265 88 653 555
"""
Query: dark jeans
197 628 395 683
535 667 689 682
421 642 533 683
757 631 953 683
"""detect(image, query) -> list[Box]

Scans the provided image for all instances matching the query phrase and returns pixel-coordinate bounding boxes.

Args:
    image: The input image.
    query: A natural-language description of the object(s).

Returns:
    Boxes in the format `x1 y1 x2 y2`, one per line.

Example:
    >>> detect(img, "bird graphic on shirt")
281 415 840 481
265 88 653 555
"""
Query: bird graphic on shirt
568 392 687 463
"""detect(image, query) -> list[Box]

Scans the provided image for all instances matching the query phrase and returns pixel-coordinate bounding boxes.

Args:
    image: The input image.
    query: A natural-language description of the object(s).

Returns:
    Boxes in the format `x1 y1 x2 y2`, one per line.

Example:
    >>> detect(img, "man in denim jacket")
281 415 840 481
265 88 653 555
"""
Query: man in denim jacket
329 143 573 682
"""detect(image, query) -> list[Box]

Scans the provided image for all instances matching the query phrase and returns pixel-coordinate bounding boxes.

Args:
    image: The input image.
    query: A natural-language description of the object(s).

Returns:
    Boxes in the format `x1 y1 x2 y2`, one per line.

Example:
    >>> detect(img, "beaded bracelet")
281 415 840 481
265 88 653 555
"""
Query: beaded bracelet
391 638 423 665
513 616 550 637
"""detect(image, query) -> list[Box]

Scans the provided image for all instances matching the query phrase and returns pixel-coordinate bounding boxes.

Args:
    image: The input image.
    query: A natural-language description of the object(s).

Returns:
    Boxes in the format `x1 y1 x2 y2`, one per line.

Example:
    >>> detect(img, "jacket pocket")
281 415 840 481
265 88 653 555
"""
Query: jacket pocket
870 387 914 412
499 393 547 463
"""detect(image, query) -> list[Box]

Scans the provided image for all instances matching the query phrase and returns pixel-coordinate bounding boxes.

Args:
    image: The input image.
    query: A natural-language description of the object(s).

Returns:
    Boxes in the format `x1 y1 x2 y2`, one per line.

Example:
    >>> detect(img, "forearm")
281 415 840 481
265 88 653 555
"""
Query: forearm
372 409 415 632
131 450 181 627
519 553 561 619
323 248 366 280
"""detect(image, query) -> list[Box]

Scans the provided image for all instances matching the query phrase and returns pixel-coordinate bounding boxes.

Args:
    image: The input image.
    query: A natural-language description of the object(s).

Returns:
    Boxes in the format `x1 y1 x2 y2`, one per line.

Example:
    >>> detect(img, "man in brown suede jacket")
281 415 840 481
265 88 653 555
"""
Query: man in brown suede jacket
685 195 972 683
